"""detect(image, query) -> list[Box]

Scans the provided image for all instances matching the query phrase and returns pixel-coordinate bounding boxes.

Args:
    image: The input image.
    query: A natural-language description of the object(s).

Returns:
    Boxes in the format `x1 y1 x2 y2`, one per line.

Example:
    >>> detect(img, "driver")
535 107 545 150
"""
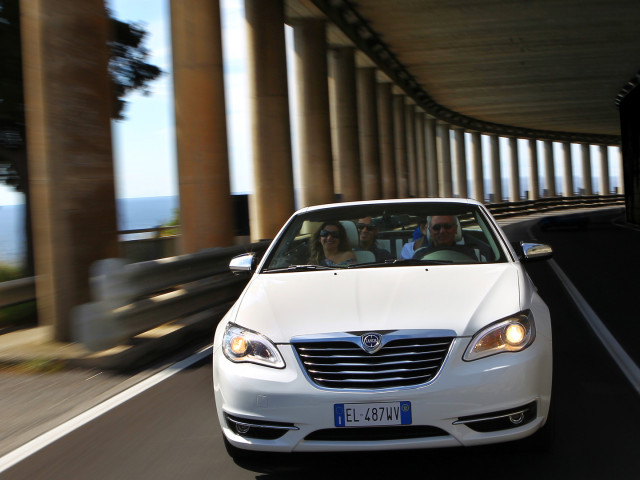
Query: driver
429 215 458 248
413 214 479 260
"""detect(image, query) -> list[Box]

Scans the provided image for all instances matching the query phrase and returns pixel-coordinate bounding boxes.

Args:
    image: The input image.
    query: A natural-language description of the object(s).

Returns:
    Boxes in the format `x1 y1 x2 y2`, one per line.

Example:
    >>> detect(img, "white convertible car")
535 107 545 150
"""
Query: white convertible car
213 199 553 457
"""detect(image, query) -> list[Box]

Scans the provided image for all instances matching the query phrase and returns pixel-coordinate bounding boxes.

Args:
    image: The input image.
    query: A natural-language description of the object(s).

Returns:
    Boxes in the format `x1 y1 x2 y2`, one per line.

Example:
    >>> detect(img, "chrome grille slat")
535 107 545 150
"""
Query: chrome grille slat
293 336 454 390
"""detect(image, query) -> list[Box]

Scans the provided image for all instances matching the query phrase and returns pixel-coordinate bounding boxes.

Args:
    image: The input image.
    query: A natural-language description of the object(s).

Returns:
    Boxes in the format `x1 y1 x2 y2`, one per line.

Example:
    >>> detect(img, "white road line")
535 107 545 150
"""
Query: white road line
549 259 640 396
0 346 213 474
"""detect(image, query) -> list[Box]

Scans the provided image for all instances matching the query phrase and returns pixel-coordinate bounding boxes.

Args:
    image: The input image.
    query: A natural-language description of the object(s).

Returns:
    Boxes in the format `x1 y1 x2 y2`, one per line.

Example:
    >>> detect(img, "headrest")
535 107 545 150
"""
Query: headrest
340 220 360 250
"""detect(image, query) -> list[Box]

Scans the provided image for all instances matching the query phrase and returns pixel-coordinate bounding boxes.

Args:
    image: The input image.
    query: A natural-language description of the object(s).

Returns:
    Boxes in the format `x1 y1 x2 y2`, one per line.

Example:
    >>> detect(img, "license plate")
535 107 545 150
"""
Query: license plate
334 402 412 427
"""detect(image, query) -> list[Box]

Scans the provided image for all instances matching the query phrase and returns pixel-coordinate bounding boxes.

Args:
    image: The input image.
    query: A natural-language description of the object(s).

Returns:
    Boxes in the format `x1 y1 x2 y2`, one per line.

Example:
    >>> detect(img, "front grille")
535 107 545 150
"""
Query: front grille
305 426 448 441
293 336 453 390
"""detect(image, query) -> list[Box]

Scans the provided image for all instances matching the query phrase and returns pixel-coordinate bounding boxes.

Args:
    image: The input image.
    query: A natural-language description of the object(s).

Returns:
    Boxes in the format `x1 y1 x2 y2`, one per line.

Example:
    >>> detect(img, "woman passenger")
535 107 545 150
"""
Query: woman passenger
308 222 357 266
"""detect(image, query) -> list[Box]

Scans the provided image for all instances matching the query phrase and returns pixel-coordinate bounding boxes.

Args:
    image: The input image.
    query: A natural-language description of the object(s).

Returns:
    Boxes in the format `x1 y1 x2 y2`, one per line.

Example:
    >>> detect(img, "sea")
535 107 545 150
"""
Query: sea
0 196 179 267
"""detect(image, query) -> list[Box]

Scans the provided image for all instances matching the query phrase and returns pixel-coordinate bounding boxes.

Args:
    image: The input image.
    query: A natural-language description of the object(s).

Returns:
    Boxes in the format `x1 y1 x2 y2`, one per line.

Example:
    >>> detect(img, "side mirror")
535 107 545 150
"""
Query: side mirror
519 242 553 262
229 253 257 275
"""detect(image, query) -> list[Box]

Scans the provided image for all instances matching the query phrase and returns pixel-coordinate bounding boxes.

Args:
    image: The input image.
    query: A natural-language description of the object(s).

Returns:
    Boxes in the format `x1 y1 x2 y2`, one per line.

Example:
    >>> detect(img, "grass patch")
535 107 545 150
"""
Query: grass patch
0 263 37 330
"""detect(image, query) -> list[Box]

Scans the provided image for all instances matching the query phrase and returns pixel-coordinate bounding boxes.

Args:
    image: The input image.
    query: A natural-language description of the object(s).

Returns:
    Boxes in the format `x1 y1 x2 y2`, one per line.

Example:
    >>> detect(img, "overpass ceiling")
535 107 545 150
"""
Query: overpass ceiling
287 0 640 144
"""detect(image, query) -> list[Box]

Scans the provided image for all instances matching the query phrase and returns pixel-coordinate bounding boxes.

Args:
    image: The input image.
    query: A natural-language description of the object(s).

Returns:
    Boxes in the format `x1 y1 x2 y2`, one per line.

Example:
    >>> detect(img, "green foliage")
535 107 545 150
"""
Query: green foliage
0 262 37 329
159 209 180 237
0 1 163 192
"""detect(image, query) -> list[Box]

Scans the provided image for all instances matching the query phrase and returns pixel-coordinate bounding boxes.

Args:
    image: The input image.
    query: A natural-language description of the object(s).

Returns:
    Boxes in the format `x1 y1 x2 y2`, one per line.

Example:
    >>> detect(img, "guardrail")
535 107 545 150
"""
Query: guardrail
485 194 625 219
71 241 270 351
0 195 626 335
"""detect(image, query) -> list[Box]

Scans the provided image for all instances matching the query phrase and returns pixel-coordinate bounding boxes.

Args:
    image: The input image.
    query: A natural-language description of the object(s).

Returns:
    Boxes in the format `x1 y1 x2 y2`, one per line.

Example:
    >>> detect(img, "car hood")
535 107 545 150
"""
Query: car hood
231 264 525 343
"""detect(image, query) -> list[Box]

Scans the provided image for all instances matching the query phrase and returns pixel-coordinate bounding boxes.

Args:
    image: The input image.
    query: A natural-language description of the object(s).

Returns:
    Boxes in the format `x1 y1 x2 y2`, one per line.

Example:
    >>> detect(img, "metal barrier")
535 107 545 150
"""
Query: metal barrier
0 277 36 309
70 241 270 351
0 195 626 347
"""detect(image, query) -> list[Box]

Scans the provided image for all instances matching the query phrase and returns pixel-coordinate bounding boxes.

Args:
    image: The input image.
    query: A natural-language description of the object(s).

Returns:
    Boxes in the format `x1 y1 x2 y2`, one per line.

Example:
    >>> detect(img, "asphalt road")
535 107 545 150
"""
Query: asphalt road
3 212 639 480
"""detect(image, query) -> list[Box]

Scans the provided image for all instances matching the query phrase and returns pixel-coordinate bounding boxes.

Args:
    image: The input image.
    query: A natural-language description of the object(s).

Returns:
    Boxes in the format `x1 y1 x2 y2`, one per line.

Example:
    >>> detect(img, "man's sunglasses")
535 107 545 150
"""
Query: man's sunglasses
356 223 375 231
431 223 454 232
320 229 341 238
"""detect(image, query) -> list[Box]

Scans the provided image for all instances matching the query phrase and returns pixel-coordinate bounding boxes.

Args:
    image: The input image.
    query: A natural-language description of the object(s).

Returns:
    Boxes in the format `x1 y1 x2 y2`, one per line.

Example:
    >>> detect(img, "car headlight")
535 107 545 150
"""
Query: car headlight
463 311 536 361
222 324 285 368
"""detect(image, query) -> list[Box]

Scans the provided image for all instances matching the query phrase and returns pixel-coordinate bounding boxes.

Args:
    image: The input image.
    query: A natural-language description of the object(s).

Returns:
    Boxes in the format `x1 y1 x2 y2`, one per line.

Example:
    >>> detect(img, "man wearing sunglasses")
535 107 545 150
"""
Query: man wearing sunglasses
428 215 459 247
355 217 392 262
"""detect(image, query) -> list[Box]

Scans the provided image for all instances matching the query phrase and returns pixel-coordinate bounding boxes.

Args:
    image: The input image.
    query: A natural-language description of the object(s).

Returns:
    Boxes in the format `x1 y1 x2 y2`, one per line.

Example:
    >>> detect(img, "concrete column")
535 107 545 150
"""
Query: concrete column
508 137 520 201
21 0 119 340
424 118 438 197
599 145 610 195
453 128 468 198
293 19 334 207
543 140 556 197
392 94 408 197
528 140 539 200
415 111 427 198
618 148 625 194
404 102 417 197
581 144 593 195
489 134 502 202
470 132 484 202
357 67 381 200
172 0 234 251
562 142 574 197
376 83 396 198
436 122 453 197
328 47 361 201
245 0 295 240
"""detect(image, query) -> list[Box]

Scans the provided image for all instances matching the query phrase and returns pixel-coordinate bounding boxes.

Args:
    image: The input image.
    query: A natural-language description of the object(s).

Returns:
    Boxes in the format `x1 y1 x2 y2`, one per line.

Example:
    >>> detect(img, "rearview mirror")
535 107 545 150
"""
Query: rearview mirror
229 253 256 275
520 242 553 262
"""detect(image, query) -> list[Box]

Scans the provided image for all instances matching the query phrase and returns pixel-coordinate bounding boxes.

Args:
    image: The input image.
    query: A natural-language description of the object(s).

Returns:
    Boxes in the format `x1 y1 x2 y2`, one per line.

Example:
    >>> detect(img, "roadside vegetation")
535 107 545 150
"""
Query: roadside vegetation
0 263 37 330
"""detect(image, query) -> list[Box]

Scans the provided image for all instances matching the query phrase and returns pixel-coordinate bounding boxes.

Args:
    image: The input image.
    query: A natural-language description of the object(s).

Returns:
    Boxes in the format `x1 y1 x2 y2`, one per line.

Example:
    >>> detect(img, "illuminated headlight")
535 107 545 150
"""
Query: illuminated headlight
222 324 285 369
463 311 536 361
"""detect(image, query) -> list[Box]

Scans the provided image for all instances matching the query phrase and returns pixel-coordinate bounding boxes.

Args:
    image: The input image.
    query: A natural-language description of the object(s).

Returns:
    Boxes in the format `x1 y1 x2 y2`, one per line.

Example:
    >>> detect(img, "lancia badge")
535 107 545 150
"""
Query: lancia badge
361 332 383 354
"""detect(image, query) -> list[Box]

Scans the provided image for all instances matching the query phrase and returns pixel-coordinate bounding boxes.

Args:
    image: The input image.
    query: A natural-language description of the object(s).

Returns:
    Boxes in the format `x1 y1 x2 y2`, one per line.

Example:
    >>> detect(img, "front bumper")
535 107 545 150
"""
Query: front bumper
213 336 552 453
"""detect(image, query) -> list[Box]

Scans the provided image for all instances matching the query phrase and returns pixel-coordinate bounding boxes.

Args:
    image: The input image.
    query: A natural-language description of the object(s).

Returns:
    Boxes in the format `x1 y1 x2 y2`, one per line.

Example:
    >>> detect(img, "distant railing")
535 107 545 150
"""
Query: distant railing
0 195 627 315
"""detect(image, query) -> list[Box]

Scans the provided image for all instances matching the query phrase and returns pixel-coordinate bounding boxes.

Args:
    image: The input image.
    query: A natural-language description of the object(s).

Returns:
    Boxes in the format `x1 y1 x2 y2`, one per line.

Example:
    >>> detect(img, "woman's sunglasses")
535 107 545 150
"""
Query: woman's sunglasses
320 229 340 238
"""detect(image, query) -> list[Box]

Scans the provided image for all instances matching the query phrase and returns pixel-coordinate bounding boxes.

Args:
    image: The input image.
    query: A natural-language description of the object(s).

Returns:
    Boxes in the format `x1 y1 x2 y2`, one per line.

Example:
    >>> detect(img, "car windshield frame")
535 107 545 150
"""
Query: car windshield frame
260 201 510 273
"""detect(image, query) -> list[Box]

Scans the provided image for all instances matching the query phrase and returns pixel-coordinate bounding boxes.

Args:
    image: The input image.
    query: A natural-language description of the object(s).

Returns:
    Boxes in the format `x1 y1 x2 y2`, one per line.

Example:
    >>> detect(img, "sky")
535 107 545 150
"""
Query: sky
0 0 621 206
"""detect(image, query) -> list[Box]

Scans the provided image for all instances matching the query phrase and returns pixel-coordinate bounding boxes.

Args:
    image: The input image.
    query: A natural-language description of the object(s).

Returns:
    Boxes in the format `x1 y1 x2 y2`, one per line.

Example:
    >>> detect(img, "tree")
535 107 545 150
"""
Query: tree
0 1 163 193
0 1 162 274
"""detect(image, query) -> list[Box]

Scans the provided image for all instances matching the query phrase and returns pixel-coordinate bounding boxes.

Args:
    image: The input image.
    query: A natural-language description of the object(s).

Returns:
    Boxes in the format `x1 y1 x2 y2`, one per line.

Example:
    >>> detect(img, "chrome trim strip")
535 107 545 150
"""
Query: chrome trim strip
226 416 299 431
452 407 530 425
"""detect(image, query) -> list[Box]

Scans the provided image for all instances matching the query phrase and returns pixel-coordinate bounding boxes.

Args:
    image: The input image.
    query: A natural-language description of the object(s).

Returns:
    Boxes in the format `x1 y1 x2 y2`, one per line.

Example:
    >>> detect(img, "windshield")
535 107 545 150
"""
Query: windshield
261 202 509 272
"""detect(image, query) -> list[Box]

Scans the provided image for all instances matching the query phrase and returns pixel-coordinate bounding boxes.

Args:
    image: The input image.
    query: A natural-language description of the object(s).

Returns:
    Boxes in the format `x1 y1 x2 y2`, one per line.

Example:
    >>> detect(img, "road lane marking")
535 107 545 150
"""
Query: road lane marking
0 346 213 474
549 259 640 396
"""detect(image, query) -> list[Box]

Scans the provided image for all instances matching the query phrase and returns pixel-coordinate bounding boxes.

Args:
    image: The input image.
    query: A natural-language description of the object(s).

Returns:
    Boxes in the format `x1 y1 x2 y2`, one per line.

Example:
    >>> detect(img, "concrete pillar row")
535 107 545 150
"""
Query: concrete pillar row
508 137 520 202
424 118 439 197
171 0 234 251
292 18 334 207
357 67 381 200
328 47 361 202
376 83 397 199
489 134 502 203
436 122 453 198
599 145 610 195
562 142 574 197
414 111 427 198
581 144 593 195
245 0 295 240
470 132 484 202
528 139 540 200
392 94 408 197
21 0 119 340
404 102 418 197
452 127 468 199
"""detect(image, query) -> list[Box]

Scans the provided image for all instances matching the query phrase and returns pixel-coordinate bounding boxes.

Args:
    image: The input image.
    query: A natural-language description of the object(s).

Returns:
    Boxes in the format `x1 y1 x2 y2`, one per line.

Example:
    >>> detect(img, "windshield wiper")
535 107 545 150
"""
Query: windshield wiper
263 264 335 273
